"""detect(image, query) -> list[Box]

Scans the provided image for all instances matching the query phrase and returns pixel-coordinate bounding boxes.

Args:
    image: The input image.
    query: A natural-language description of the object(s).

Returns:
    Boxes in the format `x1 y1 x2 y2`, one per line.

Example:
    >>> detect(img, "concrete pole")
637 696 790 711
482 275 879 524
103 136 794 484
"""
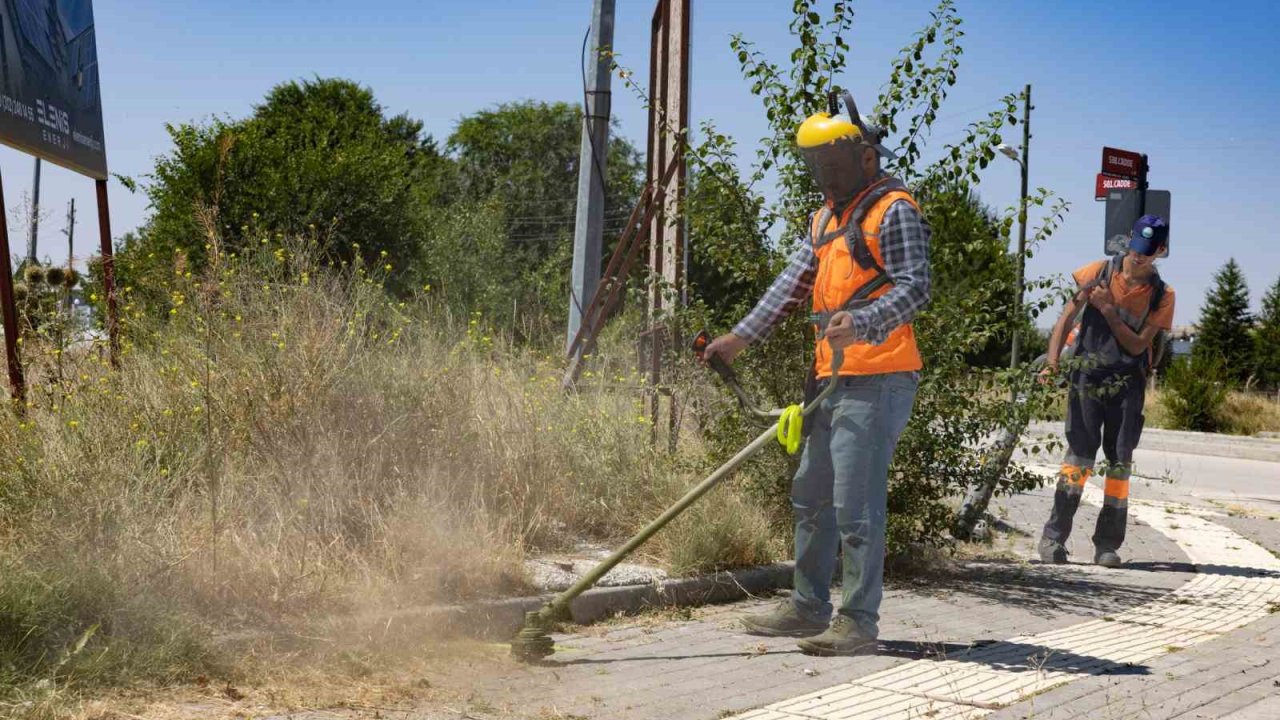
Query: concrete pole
567 0 615 352
64 199 76 311
65 198 75 266
27 157 41 262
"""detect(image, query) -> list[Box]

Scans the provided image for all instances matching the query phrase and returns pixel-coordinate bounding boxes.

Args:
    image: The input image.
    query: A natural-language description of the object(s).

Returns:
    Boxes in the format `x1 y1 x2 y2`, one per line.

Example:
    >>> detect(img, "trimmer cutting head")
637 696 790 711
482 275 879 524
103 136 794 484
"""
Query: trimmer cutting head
510 610 556 662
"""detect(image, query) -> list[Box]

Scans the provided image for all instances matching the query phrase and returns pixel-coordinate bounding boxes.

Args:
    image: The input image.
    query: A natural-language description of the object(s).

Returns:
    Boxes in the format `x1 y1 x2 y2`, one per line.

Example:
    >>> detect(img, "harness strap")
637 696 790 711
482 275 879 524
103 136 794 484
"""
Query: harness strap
807 180 910 334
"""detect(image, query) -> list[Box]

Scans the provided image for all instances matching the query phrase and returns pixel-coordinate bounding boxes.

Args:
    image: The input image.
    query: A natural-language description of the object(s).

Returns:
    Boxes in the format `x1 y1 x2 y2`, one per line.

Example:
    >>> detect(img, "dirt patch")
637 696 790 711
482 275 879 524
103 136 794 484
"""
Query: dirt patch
43 637 527 720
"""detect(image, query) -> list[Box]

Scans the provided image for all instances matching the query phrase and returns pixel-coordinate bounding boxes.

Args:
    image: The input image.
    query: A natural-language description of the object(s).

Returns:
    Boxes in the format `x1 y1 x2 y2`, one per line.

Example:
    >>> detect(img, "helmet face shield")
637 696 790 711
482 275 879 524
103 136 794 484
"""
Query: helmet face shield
800 136 868 209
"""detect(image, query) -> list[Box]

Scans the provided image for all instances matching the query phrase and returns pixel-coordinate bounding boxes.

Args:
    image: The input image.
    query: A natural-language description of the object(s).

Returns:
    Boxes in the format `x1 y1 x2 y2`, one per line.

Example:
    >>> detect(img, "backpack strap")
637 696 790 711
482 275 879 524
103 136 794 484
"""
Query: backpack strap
1097 255 1122 288
1147 272 1166 321
1067 257 1119 345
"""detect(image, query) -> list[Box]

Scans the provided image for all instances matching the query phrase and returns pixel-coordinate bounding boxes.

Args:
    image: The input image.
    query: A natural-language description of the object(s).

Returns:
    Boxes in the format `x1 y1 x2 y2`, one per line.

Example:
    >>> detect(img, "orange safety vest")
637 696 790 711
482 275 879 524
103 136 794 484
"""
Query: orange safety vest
810 178 923 378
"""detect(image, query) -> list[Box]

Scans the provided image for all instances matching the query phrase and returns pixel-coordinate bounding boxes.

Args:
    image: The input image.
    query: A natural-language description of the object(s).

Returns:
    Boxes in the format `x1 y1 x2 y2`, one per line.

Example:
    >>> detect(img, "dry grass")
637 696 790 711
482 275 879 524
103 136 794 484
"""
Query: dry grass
0 241 780 713
1146 386 1280 435
1043 383 1280 437
1205 499 1280 521
1215 391 1280 435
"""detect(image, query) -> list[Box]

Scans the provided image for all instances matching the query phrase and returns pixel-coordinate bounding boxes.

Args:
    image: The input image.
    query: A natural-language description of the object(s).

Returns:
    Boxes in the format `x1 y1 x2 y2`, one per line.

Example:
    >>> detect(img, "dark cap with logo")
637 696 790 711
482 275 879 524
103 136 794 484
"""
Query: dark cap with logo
1130 214 1168 256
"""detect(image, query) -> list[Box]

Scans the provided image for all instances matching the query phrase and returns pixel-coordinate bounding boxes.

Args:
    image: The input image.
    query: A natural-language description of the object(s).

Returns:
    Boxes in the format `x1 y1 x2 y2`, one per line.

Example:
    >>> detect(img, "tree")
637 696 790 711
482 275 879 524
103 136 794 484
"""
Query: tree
1195 259 1253 384
442 101 644 335
922 188 1044 368
684 131 776 331
126 78 451 298
1254 277 1280 390
446 101 644 268
654 0 1067 551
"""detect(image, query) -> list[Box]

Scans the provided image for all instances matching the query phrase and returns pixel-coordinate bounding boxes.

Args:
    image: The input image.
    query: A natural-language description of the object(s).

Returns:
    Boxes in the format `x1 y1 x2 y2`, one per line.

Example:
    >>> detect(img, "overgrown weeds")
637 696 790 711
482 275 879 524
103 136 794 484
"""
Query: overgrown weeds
0 240 779 709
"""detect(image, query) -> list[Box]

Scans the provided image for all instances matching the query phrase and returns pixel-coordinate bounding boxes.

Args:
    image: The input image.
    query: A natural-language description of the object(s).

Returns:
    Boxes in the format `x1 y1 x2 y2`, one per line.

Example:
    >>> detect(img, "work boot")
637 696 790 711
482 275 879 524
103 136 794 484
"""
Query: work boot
741 601 828 638
1095 550 1123 568
1038 536 1069 564
797 615 877 657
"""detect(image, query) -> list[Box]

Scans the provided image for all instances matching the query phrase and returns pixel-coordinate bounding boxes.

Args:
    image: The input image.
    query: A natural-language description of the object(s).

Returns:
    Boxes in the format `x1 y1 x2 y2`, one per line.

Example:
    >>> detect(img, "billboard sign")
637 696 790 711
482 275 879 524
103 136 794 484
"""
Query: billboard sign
0 0 107 179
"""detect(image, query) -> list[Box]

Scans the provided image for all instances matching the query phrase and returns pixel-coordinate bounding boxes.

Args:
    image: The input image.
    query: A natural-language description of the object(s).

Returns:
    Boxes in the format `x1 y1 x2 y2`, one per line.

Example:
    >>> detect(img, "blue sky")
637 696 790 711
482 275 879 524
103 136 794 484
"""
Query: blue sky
3 0 1278 326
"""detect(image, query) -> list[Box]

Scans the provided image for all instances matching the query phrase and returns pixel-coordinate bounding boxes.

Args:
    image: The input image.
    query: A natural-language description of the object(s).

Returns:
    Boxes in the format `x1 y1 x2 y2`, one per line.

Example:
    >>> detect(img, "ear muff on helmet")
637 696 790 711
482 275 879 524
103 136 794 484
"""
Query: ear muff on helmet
833 88 898 161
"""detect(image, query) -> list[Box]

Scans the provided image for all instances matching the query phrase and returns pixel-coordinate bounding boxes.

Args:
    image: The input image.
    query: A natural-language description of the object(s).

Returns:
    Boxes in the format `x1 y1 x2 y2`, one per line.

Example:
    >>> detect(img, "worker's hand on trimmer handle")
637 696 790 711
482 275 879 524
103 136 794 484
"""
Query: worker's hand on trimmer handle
823 311 857 350
703 332 749 366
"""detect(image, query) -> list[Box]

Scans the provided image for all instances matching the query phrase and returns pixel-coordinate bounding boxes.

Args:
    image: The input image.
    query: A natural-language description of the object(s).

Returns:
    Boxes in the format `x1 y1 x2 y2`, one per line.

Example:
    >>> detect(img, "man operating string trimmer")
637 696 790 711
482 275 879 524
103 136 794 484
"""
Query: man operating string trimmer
702 91 931 657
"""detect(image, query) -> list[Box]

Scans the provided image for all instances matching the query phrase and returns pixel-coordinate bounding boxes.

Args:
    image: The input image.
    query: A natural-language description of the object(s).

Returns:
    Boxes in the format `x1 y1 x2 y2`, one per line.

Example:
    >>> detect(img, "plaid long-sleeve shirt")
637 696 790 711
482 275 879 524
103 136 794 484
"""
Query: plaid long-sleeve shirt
732 198 932 346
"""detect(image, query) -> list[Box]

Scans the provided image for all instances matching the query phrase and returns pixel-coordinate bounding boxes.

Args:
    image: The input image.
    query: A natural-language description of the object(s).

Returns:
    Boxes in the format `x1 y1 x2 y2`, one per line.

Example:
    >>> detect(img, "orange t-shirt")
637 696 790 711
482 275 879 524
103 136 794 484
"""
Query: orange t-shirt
1073 260 1176 330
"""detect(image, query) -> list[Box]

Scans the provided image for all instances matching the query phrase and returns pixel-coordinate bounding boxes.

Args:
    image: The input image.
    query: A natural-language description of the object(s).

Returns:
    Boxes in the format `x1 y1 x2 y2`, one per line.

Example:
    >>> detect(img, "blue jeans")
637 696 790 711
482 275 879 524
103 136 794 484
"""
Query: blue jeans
790 372 918 638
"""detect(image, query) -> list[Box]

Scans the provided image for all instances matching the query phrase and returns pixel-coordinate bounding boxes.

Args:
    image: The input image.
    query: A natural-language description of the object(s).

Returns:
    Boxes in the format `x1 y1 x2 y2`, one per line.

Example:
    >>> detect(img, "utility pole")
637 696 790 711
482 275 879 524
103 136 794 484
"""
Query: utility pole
954 84 1034 542
63 199 76 311
65 198 76 262
566 0 616 353
27 157 41 262
1009 83 1032 370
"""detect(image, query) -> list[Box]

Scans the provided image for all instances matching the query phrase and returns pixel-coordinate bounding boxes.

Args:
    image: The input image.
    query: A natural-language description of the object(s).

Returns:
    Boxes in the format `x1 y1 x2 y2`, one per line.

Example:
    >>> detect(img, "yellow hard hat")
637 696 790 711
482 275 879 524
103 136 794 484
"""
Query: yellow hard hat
796 112 862 149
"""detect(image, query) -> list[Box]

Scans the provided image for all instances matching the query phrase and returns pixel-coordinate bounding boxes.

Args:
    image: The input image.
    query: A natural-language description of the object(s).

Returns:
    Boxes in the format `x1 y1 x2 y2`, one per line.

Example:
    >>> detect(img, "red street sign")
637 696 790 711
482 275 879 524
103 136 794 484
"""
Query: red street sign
1095 173 1138 200
1101 146 1143 178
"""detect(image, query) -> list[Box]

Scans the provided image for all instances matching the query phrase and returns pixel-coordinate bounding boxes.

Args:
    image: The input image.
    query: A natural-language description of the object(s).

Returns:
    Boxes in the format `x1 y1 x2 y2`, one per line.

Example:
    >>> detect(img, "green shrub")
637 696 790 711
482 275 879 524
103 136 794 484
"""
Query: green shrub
1161 354 1230 431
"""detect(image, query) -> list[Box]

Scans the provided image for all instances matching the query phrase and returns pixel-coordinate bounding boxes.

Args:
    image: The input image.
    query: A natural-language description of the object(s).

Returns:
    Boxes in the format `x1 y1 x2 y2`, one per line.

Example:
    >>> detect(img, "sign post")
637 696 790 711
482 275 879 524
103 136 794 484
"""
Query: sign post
1137 153 1150 217
1099 146 1166 257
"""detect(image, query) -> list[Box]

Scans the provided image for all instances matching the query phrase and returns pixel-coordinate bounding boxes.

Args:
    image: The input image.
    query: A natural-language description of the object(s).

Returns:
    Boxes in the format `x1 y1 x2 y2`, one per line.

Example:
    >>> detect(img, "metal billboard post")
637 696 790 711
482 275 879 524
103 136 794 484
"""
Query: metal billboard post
95 179 119 366
0 170 26 402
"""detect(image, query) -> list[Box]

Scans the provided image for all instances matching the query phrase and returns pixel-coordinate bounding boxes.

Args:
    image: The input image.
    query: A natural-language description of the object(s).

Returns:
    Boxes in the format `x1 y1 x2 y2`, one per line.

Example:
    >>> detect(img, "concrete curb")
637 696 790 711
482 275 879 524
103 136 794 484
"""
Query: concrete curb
1027 421 1280 463
361 562 794 642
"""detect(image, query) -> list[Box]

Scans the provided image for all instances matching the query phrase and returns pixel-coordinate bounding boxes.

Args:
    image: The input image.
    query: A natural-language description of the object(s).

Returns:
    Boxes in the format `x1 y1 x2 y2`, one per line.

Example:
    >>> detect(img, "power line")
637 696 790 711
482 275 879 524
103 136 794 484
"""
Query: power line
931 97 1012 122
504 211 634 222
508 226 631 243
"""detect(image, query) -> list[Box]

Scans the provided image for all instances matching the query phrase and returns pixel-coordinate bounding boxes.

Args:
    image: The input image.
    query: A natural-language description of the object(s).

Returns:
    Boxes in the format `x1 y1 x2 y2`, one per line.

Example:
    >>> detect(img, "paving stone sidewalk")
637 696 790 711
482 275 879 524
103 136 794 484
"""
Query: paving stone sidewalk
261 476 1279 720
431 487 1208 720
986 612 1280 720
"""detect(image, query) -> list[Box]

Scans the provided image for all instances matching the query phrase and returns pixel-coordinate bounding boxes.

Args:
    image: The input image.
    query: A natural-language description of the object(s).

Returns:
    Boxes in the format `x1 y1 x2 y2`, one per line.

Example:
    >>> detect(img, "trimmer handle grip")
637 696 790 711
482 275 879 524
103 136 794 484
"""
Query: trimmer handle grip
691 330 738 385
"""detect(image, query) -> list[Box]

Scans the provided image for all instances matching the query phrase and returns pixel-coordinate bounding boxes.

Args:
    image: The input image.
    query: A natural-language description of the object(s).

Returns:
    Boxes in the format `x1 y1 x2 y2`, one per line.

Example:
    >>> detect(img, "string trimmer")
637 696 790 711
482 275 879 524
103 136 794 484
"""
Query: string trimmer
510 332 841 662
